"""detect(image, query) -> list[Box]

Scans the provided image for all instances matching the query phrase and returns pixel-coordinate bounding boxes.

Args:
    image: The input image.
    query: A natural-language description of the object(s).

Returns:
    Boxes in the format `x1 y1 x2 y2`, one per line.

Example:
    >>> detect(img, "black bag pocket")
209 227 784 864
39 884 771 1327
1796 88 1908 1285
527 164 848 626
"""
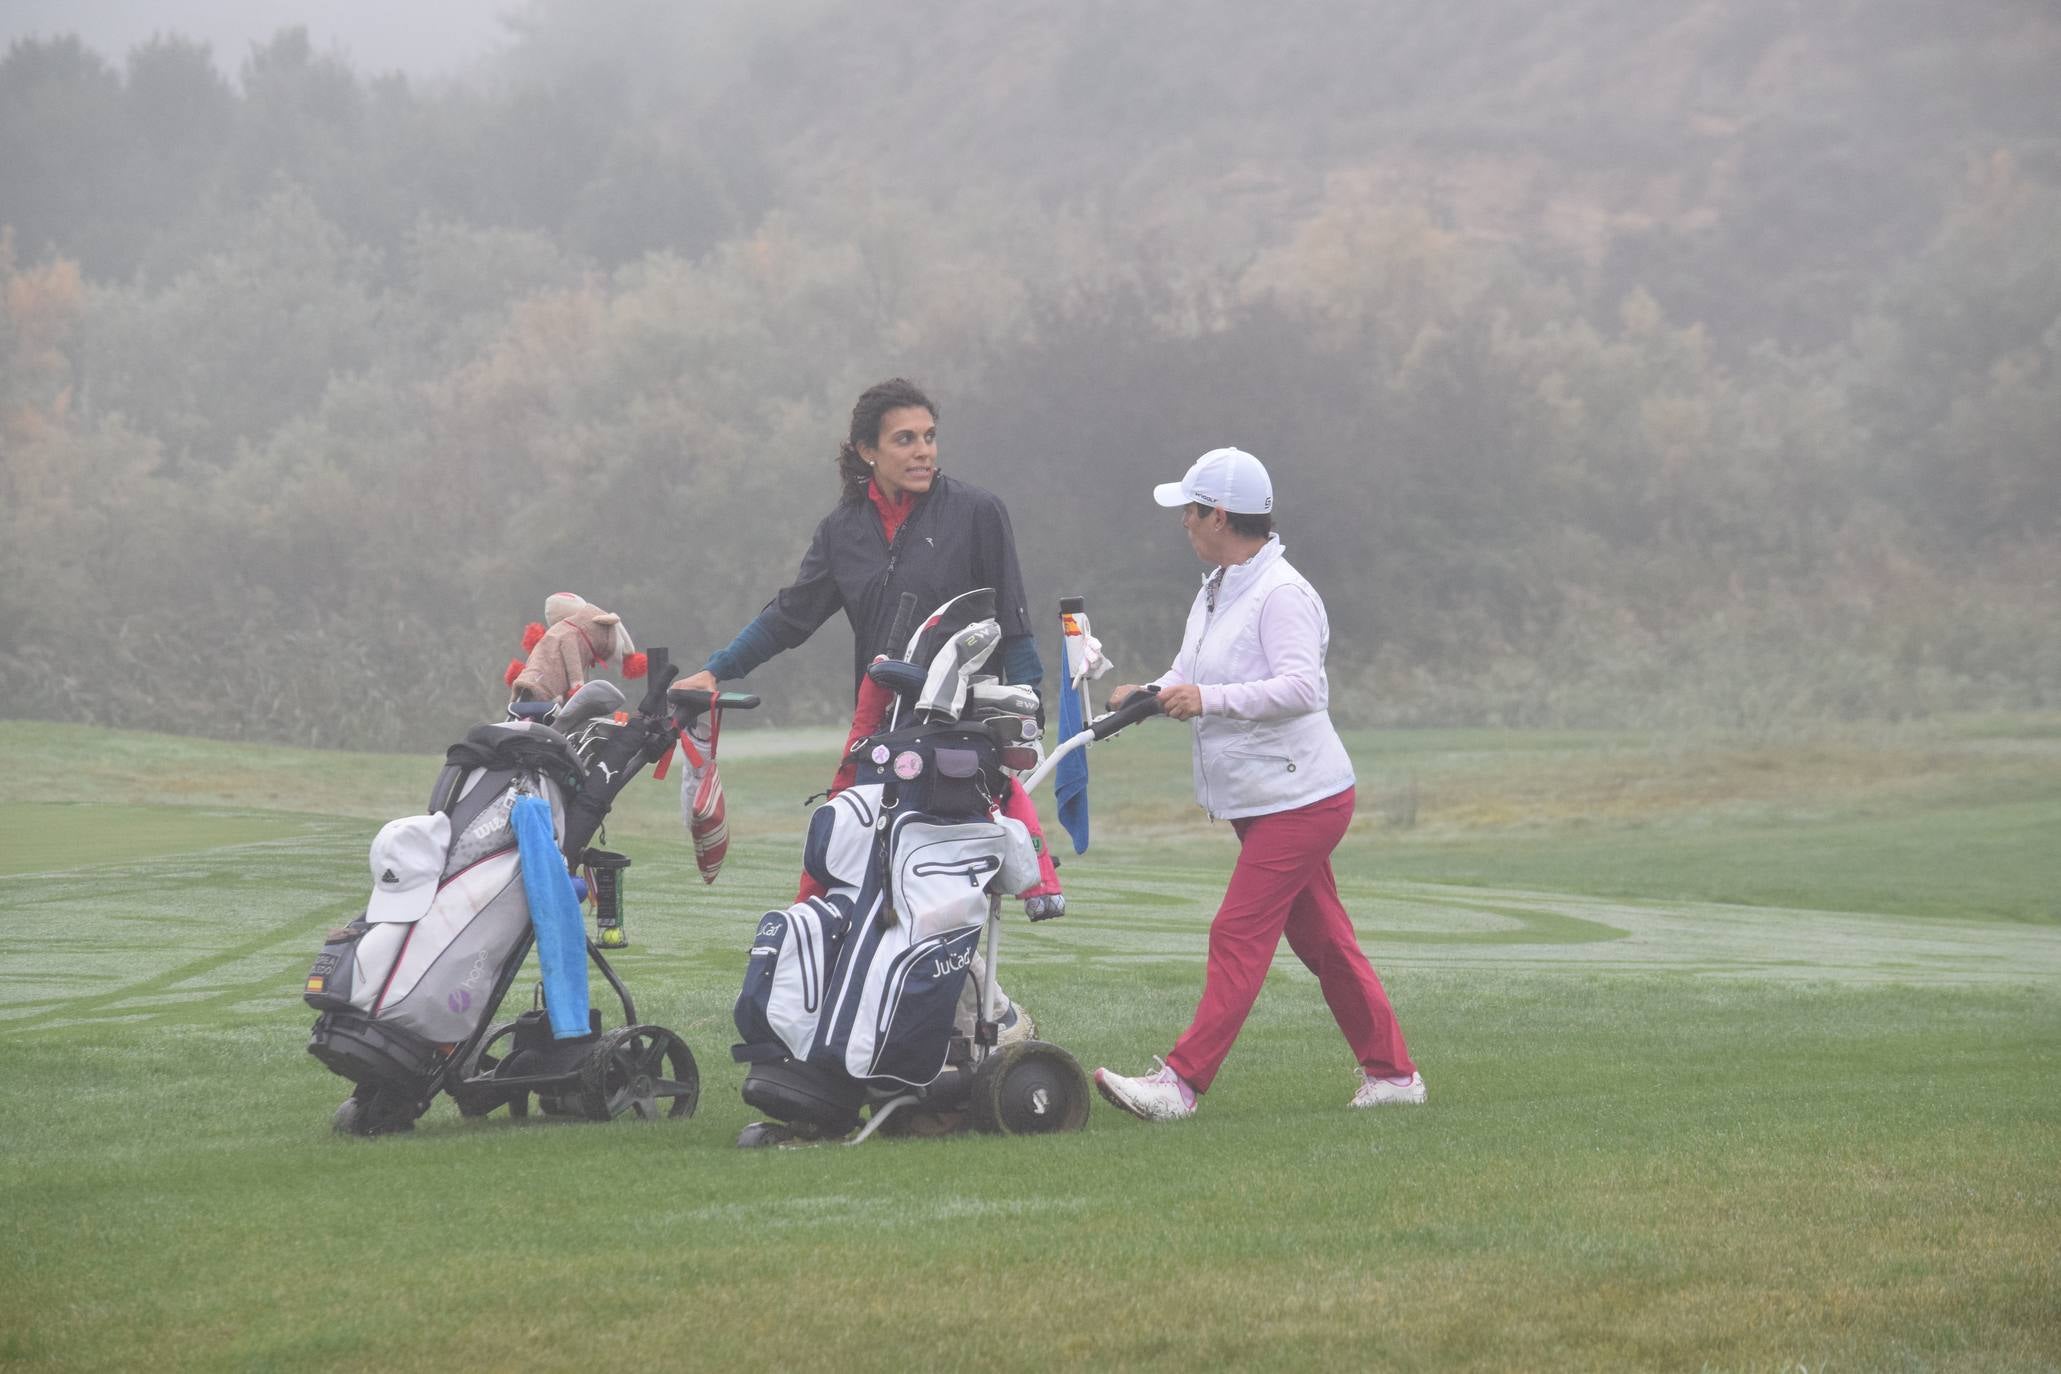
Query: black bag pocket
929 745 987 815
303 919 368 1012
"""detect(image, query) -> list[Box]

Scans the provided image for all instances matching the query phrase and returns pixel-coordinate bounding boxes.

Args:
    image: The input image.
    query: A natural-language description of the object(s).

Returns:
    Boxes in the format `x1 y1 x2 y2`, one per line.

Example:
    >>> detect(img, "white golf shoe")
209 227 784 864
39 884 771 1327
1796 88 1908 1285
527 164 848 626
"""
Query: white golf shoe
1351 1069 1427 1108
1093 1057 1196 1121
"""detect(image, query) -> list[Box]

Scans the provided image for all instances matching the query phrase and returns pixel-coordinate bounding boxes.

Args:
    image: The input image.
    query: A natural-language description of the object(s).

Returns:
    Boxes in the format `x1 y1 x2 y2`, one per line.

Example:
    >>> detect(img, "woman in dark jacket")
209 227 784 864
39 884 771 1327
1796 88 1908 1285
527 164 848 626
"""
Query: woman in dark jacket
677 378 1043 1042
676 377 1042 698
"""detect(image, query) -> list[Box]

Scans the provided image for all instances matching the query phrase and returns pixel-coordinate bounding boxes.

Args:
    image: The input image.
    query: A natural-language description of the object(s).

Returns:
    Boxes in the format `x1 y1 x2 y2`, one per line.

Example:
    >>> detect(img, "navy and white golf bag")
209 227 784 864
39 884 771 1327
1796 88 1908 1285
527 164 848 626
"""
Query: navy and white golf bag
304 722 587 1114
730 590 1118 1144
733 724 1041 1106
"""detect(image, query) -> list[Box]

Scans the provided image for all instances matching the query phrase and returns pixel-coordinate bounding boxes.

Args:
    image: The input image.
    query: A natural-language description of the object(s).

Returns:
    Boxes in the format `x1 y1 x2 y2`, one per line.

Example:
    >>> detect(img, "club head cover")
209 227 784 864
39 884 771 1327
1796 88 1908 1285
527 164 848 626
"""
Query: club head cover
915 618 1001 722
554 678 628 732
904 587 999 666
967 679 1041 722
865 658 928 701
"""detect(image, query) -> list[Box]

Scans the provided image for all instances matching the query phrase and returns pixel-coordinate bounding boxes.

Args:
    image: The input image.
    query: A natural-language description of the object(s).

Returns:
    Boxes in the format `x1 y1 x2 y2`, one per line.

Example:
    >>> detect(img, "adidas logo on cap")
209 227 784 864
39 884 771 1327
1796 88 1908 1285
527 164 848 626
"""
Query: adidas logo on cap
366 813 451 923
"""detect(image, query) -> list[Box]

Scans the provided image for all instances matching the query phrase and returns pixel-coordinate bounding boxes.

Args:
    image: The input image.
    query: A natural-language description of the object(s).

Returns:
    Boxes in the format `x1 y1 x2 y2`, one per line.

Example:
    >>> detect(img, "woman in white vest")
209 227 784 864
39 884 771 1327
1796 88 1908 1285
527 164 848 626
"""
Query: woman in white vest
1093 447 1424 1121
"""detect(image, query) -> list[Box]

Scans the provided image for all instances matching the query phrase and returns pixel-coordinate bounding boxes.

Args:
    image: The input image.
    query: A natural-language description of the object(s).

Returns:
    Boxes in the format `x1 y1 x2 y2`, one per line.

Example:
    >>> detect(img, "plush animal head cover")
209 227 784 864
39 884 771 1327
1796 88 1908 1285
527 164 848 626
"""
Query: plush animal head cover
505 592 648 703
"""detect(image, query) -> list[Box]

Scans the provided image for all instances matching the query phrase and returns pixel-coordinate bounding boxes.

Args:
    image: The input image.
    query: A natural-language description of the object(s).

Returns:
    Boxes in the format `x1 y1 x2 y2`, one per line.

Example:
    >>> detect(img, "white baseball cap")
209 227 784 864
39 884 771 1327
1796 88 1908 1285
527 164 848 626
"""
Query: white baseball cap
365 813 451 923
1152 447 1274 515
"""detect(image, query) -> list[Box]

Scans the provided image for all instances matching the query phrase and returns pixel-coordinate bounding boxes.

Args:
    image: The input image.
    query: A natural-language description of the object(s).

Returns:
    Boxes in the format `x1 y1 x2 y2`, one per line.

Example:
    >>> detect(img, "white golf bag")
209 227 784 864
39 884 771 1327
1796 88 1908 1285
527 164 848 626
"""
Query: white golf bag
305 722 585 1108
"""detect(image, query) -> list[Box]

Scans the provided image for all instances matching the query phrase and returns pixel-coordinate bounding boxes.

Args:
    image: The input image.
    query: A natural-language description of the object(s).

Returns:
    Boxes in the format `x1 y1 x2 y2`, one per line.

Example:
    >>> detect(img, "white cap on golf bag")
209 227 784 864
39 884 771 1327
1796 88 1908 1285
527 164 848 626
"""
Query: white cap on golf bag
365 813 451 923
1153 446 1274 515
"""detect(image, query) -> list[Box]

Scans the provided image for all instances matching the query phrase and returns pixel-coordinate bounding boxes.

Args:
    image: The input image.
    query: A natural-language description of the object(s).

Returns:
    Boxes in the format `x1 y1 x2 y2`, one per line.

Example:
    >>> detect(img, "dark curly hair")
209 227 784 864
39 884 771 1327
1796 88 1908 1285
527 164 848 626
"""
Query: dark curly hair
836 377 938 502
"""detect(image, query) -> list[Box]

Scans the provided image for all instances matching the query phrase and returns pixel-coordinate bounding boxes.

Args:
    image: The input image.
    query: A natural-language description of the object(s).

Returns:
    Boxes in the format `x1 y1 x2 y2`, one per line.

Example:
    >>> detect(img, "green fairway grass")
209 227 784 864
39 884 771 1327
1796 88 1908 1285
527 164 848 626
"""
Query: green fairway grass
1 718 2056 1371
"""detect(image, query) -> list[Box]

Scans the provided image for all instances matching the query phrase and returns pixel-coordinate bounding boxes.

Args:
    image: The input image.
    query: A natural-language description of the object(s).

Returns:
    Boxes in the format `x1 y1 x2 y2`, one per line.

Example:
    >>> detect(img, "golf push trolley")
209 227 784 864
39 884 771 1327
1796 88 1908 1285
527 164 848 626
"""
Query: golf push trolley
304 648 758 1135
728 589 1168 1146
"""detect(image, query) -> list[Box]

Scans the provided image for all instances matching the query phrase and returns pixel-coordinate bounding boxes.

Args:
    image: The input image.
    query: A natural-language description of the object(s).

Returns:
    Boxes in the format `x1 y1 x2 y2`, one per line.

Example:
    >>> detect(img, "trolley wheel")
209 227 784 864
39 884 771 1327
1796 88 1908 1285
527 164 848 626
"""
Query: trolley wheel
577 1024 699 1122
736 1120 798 1149
450 1021 529 1119
967 1040 1092 1136
332 1085 422 1137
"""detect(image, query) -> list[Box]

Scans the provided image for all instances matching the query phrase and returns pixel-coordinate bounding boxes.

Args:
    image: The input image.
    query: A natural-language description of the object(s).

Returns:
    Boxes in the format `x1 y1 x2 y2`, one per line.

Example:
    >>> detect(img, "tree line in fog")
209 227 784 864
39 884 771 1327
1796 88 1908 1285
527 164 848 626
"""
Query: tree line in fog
2 2 2055 747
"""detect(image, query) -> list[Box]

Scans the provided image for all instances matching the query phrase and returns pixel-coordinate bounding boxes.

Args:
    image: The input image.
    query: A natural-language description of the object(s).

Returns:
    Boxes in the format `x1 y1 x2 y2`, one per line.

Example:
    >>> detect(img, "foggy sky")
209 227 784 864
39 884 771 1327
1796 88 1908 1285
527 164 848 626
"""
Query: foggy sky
0 0 515 80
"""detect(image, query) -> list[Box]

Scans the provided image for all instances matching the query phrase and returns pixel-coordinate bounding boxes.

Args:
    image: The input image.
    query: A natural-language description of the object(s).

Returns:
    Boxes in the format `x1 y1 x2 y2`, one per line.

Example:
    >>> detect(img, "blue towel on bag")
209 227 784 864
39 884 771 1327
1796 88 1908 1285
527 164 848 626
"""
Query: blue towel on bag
1055 636 1090 854
512 793 591 1040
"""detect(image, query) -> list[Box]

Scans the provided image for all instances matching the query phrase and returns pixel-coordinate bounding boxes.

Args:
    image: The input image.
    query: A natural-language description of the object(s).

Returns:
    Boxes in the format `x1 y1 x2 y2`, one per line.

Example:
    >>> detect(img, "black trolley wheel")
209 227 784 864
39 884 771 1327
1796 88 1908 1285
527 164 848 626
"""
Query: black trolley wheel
450 1020 529 1119
577 1024 700 1121
332 1084 426 1137
967 1040 1092 1136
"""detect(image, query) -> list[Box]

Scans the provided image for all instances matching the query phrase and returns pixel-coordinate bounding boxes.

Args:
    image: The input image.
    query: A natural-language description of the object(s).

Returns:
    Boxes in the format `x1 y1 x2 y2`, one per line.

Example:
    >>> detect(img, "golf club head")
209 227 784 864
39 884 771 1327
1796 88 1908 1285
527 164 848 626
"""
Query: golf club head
967 679 1041 724
914 619 1002 722
554 678 628 732
865 658 927 701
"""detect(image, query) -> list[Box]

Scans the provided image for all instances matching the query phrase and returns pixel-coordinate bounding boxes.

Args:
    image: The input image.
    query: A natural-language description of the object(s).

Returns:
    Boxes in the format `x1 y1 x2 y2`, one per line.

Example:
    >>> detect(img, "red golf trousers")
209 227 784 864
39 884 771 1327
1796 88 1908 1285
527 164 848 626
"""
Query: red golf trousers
1164 786 1414 1093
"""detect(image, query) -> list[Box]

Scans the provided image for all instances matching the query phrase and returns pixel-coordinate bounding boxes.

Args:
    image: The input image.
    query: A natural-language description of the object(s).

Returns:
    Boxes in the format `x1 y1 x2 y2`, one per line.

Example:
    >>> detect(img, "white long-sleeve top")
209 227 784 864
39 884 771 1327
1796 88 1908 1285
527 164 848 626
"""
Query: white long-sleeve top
1149 537 1356 819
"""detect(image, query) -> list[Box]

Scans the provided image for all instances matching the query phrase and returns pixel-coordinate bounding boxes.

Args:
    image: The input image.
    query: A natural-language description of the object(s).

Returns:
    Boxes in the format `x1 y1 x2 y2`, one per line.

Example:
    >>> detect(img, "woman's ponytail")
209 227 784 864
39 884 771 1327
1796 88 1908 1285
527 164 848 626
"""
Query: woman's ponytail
835 439 872 502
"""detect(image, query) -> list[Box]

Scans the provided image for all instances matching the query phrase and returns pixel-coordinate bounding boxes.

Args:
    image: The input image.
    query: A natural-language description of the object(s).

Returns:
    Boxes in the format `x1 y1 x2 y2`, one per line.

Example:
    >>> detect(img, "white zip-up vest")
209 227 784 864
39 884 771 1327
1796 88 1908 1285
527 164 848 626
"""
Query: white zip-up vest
1179 539 1355 820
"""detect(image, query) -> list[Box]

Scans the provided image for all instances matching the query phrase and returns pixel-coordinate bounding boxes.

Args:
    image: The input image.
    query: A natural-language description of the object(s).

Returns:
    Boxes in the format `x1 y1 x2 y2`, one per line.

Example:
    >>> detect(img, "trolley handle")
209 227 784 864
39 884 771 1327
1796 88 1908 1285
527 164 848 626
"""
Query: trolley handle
636 646 681 719
667 687 762 717
1091 684 1164 740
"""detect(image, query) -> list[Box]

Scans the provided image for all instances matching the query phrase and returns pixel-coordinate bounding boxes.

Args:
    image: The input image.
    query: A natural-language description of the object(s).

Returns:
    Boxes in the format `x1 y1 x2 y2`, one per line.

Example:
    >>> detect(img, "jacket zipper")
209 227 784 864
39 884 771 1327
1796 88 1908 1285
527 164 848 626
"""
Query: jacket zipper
876 489 925 588
1196 595 1219 820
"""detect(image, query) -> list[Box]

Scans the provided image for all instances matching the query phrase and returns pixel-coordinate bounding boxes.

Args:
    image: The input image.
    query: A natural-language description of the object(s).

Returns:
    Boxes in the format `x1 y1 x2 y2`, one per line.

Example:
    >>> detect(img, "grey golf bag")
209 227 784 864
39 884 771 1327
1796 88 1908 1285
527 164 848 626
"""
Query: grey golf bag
305 650 741 1135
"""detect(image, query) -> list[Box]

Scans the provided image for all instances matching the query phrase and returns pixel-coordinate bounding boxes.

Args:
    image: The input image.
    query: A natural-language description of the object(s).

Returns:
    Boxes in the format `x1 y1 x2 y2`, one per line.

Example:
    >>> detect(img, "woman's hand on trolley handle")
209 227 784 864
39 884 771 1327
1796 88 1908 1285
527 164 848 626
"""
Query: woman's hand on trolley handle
1109 681 1198 721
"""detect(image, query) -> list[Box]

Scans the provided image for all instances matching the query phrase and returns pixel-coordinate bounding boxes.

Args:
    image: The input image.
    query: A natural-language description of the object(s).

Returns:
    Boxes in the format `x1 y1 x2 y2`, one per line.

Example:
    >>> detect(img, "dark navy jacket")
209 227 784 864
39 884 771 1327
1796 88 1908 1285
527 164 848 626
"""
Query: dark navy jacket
707 473 1040 696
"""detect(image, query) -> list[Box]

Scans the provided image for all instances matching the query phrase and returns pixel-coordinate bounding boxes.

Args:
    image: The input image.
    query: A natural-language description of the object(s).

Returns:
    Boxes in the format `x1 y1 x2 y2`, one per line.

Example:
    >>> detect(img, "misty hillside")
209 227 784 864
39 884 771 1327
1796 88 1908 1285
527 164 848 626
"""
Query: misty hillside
1 0 2056 746
717 0 2060 345
11 0 2057 344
